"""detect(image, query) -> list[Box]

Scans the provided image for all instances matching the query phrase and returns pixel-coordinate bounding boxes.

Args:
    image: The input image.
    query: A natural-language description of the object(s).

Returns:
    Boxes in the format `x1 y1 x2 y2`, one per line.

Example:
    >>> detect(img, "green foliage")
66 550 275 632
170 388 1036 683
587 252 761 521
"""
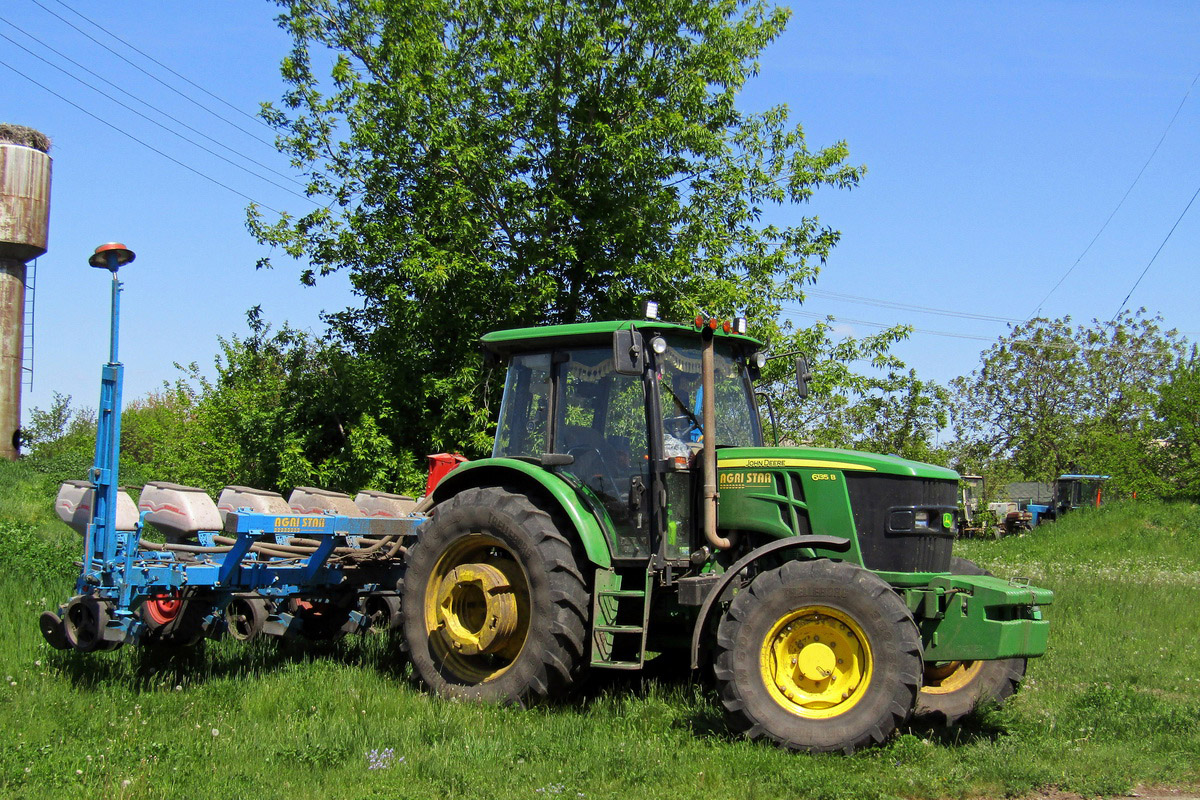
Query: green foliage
253 0 864 455
0 463 78 582
19 393 98 486
950 310 1184 496
20 311 424 497
0 458 60 526
166 309 426 496
1156 346 1200 498
0 520 77 584
760 321 951 462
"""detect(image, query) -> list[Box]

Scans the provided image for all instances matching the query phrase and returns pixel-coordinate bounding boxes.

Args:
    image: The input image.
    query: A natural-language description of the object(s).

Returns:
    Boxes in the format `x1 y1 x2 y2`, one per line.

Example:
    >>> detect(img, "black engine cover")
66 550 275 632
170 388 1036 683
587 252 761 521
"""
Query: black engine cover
844 474 956 573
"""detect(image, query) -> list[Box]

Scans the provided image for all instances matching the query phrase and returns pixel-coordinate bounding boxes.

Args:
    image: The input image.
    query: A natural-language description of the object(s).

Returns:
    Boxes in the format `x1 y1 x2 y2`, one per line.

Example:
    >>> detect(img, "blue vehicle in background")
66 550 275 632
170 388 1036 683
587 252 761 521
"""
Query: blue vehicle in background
1027 474 1110 526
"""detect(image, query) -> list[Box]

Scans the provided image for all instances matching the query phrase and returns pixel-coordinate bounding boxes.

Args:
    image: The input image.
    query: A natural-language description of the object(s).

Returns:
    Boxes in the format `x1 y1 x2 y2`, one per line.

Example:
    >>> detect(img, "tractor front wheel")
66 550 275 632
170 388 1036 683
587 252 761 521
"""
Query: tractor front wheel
713 559 922 753
401 486 589 705
914 557 1027 724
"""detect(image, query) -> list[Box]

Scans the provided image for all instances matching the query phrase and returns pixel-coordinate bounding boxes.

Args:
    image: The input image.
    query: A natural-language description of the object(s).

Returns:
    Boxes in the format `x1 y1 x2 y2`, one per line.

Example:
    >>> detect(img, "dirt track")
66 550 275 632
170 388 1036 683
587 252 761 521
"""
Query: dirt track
1025 788 1200 800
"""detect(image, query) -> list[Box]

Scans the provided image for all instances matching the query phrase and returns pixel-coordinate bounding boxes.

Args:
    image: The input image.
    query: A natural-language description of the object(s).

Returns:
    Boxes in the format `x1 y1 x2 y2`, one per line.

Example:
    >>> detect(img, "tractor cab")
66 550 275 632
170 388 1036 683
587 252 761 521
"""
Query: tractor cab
1053 474 1109 516
958 474 986 536
484 319 763 561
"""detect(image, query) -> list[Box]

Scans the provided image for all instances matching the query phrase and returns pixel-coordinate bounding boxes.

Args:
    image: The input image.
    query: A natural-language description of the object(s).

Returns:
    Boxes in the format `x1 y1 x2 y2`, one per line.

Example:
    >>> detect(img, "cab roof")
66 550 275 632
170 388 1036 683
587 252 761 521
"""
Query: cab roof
481 319 765 356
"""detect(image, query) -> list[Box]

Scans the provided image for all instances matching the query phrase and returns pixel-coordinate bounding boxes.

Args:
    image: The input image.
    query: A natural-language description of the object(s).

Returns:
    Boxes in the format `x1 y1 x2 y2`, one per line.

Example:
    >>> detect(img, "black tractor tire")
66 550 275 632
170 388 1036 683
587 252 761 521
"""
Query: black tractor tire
361 593 403 635
914 556 1027 724
713 559 922 754
401 486 589 705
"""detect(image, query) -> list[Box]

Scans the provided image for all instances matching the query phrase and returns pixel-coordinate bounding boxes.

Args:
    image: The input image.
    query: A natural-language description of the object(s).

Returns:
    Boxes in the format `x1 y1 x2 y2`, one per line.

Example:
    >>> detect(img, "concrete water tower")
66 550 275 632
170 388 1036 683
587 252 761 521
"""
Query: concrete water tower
0 124 52 460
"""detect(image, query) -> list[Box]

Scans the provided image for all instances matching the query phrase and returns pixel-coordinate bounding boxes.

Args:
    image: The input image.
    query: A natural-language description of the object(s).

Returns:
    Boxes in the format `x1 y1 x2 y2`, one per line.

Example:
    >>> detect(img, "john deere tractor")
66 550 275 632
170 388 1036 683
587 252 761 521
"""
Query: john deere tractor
408 313 1051 752
45 260 1050 755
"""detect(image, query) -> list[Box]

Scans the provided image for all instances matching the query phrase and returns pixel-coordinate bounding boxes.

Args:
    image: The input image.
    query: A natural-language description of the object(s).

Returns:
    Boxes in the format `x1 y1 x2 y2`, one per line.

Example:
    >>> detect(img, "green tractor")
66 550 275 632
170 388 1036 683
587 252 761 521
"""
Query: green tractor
405 314 1051 753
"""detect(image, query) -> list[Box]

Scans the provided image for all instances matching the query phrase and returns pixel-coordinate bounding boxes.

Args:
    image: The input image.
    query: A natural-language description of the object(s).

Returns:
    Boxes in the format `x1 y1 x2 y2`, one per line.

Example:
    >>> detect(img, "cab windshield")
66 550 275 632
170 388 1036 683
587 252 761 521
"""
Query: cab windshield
654 336 762 448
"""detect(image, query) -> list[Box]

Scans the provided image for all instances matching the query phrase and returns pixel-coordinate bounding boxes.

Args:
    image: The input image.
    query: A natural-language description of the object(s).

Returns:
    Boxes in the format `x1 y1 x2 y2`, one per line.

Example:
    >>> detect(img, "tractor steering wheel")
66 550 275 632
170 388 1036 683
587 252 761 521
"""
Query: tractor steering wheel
663 414 700 442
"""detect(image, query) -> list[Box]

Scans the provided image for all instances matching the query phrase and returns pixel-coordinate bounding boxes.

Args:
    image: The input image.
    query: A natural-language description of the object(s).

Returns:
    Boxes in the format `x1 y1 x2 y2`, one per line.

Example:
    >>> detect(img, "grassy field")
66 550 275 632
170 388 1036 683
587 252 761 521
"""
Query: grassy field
1 461 1198 800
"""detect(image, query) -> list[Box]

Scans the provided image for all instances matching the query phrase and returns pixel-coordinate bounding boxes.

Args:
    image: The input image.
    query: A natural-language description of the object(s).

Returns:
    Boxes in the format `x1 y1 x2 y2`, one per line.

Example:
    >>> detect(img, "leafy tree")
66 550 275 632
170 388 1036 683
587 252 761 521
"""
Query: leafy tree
253 0 863 455
171 308 425 495
950 310 1183 496
760 321 951 463
1156 346 1200 499
22 312 424 497
20 393 99 484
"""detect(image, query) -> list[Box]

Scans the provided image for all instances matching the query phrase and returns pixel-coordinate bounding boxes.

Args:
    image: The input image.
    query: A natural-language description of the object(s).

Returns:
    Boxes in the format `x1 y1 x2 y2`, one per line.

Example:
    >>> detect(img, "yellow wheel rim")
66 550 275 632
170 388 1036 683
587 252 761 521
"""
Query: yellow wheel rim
424 534 529 683
759 605 873 719
921 661 983 695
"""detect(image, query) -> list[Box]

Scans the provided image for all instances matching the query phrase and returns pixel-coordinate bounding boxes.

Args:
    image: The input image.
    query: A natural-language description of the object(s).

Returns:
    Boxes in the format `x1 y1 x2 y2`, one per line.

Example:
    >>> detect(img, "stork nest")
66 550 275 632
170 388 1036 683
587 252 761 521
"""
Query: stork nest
0 124 51 152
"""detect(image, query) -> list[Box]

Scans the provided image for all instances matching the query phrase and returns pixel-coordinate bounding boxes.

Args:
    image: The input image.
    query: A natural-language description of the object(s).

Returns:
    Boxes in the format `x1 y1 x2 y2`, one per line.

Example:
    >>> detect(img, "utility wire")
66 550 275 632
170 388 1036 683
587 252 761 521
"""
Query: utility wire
784 306 997 342
805 288 1022 324
0 57 283 215
784 305 1180 360
29 0 278 148
0 27 312 200
0 15 305 188
1028 65 1200 320
46 0 274 132
1110 182 1200 322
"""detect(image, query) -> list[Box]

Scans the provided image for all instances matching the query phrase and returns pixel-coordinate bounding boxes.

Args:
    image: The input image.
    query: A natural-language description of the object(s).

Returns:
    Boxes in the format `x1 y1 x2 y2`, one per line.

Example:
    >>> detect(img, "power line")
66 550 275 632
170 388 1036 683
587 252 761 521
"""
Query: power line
0 56 283 215
47 0 275 132
783 305 1183 359
1028 65 1200 320
783 306 997 342
0 15 306 189
1110 182 1200 322
0 27 313 202
28 0 278 148
805 288 1022 324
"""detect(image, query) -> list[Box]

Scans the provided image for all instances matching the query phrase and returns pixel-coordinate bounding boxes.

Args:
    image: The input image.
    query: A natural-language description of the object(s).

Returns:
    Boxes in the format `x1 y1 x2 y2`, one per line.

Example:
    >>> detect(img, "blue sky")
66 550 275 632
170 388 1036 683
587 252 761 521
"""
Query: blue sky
1 0 1197 431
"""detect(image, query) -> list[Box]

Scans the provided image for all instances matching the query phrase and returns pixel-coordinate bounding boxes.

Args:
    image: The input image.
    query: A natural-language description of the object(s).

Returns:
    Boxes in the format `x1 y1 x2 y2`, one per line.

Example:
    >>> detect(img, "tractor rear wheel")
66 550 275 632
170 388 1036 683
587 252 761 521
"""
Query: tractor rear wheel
713 559 922 753
914 557 1027 724
401 486 589 705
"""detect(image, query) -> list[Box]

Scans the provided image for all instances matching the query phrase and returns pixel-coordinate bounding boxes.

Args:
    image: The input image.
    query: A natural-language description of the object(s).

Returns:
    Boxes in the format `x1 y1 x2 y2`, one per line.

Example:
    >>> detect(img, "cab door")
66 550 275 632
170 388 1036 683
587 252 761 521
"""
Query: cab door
551 347 655 560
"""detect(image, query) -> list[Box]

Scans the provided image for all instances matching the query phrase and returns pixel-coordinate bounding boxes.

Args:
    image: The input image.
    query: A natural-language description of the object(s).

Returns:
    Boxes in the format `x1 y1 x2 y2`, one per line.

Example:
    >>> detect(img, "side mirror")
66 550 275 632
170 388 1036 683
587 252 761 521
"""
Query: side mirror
613 329 645 375
795 356 812 400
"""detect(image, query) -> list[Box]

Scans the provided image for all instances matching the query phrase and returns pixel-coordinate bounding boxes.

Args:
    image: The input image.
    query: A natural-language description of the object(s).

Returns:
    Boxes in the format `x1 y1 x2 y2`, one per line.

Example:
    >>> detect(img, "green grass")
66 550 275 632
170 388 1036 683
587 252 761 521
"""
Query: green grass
1 462 1198 799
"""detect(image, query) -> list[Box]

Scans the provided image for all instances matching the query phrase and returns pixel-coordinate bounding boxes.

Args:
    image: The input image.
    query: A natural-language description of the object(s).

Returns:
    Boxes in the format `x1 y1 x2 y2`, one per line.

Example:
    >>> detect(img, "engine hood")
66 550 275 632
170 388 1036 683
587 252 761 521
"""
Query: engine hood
715 446 959 481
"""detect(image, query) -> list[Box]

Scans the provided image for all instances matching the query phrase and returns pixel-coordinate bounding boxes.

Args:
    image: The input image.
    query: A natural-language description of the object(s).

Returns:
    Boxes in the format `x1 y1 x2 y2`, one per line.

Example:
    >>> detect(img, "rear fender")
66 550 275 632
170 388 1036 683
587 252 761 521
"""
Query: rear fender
430 458 612 569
